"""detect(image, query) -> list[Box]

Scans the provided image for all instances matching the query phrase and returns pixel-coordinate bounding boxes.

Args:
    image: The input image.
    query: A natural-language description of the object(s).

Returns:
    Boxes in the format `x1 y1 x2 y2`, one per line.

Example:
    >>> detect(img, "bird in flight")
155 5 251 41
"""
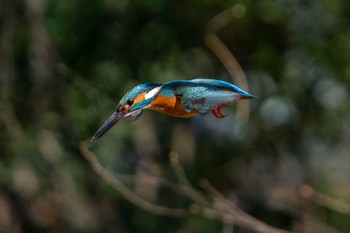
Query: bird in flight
91 78 256 142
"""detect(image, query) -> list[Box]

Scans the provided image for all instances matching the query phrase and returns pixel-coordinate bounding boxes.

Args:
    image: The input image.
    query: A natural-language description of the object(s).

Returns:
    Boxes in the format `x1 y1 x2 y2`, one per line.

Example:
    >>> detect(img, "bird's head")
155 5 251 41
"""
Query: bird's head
91 83 162 142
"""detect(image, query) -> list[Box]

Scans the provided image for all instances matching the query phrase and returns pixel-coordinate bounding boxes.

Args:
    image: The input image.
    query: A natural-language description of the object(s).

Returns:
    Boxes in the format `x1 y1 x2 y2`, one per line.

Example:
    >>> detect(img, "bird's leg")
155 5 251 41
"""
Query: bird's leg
211 109 220 118
211 104 228 119
216 104 227 119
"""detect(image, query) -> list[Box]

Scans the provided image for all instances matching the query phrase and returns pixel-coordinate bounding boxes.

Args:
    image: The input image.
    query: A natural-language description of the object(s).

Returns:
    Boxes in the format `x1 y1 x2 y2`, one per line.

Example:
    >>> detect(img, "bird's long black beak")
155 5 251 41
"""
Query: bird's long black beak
90 110 127 143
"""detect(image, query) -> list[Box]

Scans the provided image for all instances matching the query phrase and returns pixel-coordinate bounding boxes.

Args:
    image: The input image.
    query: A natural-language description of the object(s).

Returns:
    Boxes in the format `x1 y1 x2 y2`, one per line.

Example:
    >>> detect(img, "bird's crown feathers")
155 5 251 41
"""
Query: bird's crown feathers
118 83 161 107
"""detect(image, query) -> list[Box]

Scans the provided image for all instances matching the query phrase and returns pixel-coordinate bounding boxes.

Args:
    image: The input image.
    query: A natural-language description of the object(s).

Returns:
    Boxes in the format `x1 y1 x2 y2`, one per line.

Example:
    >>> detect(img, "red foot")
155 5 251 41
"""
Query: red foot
211 109 220 118
211 104 228 119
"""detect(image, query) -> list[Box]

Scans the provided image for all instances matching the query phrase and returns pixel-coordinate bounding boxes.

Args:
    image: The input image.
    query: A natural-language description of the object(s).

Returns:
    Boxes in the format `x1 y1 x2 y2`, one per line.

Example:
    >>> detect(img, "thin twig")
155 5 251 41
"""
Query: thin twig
170 152 294 233
200 179 243 214
205 6 251 121
82 145 295 233
299 184 350 216
203 207 293 233
79 144 187 218
169 151 210 206
200 179 226 200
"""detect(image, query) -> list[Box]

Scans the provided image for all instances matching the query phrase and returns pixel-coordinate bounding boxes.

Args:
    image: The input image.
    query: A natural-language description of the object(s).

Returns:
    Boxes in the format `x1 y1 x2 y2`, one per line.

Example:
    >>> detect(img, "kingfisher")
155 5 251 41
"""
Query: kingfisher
91 78 256 142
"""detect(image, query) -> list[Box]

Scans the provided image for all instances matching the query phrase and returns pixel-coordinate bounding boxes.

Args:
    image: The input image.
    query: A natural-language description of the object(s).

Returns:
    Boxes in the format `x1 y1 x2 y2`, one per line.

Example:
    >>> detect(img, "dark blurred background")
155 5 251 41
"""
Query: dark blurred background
1 0 350 232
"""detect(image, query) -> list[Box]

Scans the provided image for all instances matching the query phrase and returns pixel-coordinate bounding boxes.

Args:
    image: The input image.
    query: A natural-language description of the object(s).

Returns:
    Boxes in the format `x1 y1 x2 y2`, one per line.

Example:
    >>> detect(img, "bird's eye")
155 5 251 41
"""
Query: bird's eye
127 99 134 106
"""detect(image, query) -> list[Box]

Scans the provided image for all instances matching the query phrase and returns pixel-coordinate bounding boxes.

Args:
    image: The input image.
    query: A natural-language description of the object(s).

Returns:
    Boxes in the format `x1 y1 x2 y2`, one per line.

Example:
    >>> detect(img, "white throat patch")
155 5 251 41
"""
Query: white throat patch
145 86 162 100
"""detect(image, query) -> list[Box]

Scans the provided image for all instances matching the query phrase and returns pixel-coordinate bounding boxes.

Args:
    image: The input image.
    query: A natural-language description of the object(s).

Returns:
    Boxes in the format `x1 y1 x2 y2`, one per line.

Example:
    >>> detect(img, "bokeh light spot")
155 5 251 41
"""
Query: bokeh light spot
259 96 296 127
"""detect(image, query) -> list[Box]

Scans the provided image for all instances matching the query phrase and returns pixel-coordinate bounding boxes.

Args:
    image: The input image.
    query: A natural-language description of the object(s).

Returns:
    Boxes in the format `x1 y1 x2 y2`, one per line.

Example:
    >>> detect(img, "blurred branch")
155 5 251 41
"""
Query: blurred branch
204 5 251 121
169 151 209 206
299 184 350 216
170 152 293 233
267 183 347 233
79 144 187 218
80 145 294 233
81 145 294 233
200 179 243 214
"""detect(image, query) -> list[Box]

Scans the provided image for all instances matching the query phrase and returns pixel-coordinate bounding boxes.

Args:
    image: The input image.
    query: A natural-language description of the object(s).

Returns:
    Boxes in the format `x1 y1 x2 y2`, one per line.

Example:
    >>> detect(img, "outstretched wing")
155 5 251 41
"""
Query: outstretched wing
162 79 255 115
191 78 256 98
164 80 238 114
180 86 241 114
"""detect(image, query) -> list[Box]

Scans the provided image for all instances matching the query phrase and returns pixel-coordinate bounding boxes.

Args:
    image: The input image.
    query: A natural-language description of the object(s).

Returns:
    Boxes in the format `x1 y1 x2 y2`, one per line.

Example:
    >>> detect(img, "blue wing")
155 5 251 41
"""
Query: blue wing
191 78 256 99
161 79 253 114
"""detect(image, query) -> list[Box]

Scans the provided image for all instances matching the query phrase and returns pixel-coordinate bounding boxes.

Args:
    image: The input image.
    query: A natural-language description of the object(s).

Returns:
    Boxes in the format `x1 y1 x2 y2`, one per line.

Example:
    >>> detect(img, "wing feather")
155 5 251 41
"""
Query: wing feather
192 78 256 98
176 84 240 114
162 79 255 115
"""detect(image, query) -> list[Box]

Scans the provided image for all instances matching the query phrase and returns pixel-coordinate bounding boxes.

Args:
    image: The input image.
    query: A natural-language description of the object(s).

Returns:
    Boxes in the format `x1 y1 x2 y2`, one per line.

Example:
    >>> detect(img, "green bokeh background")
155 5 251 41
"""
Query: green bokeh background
1 0 350 232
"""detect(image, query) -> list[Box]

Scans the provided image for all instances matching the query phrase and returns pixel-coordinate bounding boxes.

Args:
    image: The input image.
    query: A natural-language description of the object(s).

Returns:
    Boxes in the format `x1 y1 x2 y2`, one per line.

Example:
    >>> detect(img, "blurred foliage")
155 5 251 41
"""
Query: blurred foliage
1 0 350 232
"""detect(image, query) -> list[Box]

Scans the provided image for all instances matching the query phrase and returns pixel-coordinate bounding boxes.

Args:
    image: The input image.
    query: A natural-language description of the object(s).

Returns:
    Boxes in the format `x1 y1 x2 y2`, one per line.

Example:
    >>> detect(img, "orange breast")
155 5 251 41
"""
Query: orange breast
148 95 198 118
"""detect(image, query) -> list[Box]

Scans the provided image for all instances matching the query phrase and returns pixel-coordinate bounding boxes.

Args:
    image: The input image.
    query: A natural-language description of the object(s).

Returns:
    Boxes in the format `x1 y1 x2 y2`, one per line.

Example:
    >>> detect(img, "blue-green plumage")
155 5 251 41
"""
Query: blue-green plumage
118 83 161 110
91 78 256 142
161 79 256 114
